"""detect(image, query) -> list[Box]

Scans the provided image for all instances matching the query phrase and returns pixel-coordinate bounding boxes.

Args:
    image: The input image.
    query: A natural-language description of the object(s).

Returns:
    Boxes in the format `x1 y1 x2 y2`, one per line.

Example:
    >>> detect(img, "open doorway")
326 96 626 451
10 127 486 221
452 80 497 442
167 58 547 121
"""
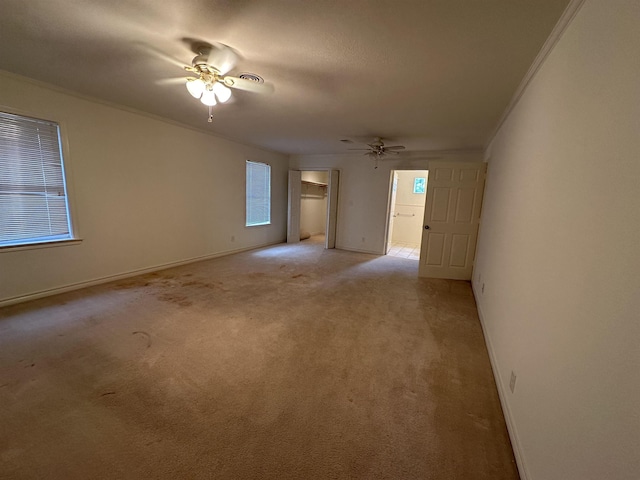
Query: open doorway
300 171 328 244
288 169 339 248
386 170 428 260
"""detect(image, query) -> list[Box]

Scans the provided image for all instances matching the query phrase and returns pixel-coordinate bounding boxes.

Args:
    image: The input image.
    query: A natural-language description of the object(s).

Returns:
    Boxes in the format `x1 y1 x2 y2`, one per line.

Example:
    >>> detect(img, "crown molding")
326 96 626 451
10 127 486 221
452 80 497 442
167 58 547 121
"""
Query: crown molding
485 0 586 153
0 69 286 157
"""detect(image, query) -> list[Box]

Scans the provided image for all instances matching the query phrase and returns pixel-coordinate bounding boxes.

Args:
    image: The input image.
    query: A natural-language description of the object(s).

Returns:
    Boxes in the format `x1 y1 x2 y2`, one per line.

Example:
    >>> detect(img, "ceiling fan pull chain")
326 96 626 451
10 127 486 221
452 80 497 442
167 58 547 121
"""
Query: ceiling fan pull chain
208 105 213 123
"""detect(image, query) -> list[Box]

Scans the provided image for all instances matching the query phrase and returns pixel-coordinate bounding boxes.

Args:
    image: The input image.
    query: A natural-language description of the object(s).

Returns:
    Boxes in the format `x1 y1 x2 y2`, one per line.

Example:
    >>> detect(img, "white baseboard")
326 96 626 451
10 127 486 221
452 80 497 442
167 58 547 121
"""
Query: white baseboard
0 241 282 308
472 281 530 480
336 246 381 255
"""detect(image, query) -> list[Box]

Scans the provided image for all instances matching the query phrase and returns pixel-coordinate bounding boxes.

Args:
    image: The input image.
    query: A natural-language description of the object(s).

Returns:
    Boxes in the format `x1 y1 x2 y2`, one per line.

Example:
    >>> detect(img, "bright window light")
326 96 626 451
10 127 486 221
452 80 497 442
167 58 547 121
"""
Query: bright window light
246 160 271 226
0 111 74 247
413 177 426 194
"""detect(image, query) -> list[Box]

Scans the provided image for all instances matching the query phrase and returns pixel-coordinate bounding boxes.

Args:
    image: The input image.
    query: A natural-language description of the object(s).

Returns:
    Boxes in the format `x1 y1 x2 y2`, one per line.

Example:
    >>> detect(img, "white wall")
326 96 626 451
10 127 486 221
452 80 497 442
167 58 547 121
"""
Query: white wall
0 72 288 305
290 153 481 254
300 170 328 236
391 170 427 245
301 170 328 185
473 1 640 479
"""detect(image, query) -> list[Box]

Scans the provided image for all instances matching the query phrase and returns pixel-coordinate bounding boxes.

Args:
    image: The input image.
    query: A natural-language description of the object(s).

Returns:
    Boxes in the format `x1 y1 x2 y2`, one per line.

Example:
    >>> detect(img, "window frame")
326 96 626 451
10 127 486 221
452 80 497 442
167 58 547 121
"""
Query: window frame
0 106 80 252
245 160 271 227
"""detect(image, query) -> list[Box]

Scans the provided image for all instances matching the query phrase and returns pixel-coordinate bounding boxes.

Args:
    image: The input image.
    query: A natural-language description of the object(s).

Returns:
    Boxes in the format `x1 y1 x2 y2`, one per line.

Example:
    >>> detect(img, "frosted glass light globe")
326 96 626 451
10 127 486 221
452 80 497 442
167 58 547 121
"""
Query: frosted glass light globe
213 82 232 103
186 78 205 98
200 88 217 106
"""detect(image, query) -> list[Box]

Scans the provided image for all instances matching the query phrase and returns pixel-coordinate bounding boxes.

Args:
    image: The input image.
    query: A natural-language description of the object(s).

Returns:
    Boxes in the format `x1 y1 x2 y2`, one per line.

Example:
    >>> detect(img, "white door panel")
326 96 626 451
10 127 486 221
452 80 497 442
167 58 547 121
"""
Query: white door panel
287 170 301 243
419 162 486 279
325 170 339 249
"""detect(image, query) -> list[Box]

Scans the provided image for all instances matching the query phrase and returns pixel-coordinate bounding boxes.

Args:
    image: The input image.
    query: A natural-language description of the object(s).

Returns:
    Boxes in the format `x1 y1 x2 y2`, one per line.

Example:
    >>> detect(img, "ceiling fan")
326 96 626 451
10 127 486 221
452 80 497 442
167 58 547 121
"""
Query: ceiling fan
148 42 274 122
348 137 406 168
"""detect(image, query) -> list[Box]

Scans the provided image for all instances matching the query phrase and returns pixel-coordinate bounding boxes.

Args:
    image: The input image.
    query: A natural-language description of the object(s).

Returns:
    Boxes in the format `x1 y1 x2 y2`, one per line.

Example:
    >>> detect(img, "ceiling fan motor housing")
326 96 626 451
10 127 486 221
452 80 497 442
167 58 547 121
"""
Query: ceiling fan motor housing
192 54 212 68
190 42 213 64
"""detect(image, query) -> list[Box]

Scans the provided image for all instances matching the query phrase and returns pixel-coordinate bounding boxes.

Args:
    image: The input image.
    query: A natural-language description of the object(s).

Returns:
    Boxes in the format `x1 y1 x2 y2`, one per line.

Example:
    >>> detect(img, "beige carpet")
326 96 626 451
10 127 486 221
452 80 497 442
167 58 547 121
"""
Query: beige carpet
0 236 518 479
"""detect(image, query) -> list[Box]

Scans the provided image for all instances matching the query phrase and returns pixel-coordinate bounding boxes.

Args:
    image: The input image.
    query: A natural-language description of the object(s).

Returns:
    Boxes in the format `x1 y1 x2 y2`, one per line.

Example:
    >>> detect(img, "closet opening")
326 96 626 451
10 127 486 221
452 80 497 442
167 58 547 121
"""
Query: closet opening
300 171 329 244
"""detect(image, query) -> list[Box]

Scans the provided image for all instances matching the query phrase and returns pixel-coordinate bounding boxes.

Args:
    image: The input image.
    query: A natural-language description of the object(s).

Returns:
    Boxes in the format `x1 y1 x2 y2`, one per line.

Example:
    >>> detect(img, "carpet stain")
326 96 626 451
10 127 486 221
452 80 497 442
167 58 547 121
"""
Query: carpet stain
157 293 193 307
0 237 518 480
132 331 152 348
175 279 229 294
209 281 229 292
467 412 491 430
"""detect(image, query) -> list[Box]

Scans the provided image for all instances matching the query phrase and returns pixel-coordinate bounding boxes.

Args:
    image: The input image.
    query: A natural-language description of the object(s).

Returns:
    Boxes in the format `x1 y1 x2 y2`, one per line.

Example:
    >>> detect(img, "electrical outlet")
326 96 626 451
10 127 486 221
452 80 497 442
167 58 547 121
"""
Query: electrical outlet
481 283 485 294
509 371 517 393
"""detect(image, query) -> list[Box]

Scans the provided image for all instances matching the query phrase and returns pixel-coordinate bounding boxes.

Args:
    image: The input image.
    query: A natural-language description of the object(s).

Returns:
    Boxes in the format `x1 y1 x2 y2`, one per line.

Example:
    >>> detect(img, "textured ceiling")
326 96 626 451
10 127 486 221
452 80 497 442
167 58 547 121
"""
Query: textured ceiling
0 0 570 155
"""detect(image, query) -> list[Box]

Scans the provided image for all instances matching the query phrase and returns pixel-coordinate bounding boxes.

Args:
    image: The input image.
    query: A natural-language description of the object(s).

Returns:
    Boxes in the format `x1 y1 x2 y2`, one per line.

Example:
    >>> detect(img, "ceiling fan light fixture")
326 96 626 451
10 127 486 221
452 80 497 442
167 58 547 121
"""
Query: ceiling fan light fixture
186 78 205 98
213 82 232 103
200 87 217 106
150 42 268 121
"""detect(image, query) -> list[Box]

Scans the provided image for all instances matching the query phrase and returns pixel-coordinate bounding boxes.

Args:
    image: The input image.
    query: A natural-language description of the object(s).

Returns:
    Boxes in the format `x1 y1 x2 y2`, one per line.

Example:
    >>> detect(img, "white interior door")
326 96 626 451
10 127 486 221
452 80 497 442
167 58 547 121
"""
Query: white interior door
287 170 301 243
325 170 339 249
419 161 487 279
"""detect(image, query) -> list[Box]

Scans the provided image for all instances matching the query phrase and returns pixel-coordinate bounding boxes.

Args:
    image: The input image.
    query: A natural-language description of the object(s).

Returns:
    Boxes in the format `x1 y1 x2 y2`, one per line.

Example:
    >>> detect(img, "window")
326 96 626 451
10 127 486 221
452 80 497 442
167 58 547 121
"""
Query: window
0 111 74 247
413 177 426 194
246 160 271 226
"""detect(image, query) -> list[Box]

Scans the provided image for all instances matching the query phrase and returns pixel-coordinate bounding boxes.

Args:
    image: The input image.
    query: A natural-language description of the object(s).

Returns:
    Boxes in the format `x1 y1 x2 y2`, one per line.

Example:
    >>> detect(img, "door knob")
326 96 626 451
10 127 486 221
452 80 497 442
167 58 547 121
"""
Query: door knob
424 225 430 230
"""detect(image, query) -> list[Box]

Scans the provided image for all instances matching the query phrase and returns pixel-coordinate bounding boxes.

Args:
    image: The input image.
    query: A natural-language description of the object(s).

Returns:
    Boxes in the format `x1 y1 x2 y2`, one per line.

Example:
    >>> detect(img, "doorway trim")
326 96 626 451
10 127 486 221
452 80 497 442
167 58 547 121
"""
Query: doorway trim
287 168 340 249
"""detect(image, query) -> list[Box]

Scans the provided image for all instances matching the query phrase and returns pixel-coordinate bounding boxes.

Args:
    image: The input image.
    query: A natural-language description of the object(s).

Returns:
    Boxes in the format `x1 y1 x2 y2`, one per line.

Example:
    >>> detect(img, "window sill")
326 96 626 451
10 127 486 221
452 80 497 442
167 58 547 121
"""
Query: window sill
0 238 83 253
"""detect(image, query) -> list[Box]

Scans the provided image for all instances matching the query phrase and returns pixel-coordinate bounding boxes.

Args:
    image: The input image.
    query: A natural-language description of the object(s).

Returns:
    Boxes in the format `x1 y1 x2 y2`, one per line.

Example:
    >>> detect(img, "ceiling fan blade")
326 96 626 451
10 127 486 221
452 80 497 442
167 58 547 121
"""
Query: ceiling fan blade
384 145 406 150
155 77 194 86
348 148 373 151
223 76 275 94
344 136 378 144
137 43 188 69
206 43 240 75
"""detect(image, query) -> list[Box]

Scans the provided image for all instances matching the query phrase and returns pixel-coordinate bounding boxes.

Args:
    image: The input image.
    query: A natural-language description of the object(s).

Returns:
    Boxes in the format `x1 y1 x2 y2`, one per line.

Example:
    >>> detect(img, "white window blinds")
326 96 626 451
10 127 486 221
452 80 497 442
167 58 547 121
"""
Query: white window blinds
246 160 271 226
0 111 73 247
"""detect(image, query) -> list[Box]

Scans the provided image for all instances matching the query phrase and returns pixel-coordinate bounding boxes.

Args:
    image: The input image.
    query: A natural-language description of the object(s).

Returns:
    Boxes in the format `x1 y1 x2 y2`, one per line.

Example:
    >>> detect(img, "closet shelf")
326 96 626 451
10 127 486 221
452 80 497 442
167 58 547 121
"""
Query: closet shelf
301 180 328 188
